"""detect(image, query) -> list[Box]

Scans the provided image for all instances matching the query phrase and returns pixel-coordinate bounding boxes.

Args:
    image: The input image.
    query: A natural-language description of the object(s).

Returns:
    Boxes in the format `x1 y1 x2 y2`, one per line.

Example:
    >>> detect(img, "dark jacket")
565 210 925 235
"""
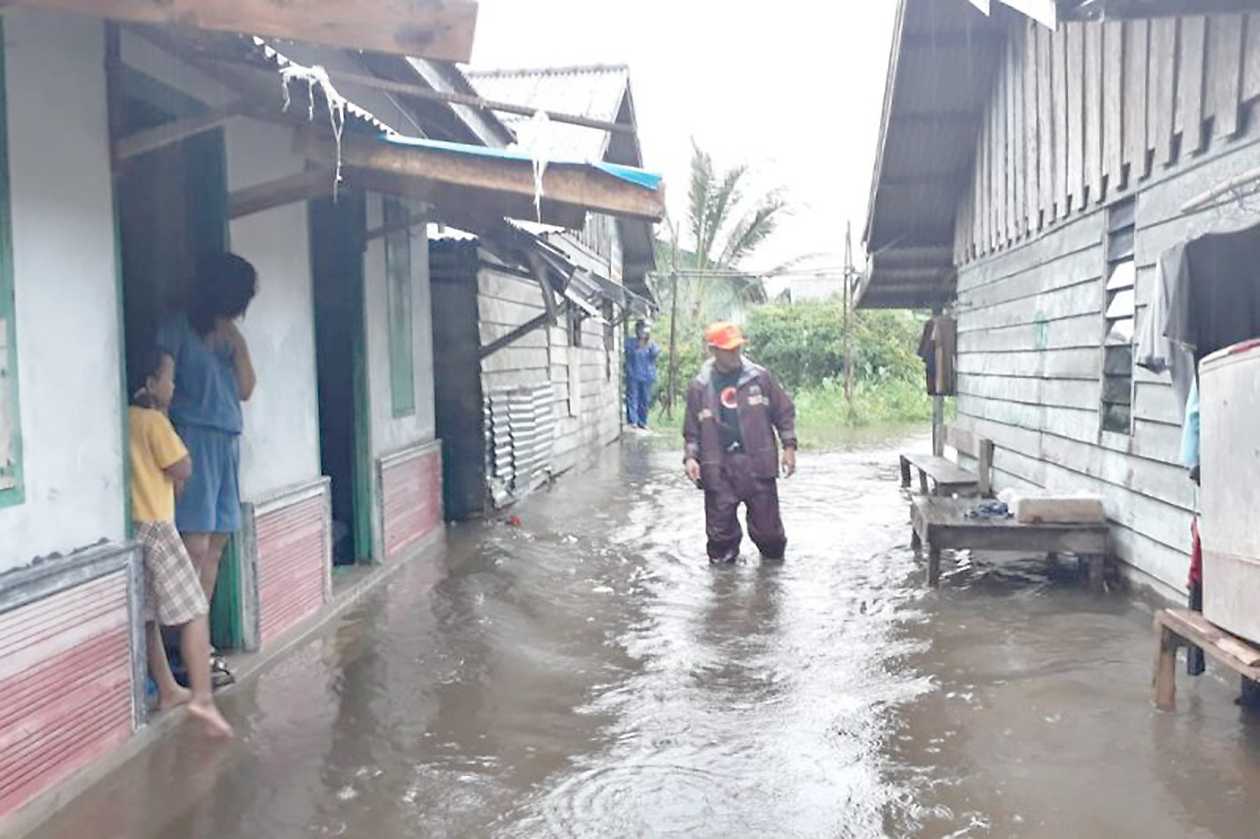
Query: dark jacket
683 359 797 482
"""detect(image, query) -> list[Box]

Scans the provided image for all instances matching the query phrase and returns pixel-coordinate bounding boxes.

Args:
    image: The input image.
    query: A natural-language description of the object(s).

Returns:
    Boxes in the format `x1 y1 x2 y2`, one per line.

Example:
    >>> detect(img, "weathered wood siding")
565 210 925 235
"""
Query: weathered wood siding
477 253 622 480
957 12 1260 263
952 12 1260 597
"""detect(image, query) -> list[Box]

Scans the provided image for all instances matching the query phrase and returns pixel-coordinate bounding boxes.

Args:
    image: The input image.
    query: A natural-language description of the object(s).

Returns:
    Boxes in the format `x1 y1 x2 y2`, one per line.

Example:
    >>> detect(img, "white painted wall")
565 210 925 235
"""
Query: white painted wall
0 12 126 572
363 194 437 457
120 32 323 503
226 120 322 501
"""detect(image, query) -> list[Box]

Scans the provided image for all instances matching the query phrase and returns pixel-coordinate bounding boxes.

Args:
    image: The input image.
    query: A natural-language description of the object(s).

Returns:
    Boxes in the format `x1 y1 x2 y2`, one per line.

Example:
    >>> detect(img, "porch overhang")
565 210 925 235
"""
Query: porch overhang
861 0 1003 310
2 0 479 62
295 130 667 232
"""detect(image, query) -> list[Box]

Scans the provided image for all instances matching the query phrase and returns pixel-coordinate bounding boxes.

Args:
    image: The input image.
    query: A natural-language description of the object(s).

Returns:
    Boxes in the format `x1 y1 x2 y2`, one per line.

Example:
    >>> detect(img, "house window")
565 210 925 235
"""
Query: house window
384 197 415 418
1101 198 1136 434
0 28 22 508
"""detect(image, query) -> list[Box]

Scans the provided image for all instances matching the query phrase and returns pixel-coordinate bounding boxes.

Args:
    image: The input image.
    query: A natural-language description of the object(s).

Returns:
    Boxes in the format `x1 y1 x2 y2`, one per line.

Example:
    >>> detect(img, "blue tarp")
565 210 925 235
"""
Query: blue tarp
381 134 663 191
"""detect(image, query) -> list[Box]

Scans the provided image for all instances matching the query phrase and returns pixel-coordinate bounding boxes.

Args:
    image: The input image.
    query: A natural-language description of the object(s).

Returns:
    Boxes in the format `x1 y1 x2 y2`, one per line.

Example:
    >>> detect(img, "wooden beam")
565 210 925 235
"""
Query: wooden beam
114 100 248 161
296 130 666 223
479 312 550 360
229 168 333 219
1 0 479 62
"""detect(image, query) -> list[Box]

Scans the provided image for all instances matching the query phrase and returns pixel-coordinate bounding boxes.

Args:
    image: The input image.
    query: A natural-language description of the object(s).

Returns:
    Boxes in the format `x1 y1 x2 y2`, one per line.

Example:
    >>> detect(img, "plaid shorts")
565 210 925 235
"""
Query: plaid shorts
135 520 209 626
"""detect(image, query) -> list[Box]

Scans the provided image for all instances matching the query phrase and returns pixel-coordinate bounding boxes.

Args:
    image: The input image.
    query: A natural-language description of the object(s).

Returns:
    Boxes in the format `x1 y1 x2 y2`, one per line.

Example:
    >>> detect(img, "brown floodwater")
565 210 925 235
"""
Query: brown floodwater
23 433 1260 838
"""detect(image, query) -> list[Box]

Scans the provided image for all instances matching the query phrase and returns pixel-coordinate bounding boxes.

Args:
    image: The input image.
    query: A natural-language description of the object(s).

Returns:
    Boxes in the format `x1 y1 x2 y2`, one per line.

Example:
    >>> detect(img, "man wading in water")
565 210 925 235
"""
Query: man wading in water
683 322 797 564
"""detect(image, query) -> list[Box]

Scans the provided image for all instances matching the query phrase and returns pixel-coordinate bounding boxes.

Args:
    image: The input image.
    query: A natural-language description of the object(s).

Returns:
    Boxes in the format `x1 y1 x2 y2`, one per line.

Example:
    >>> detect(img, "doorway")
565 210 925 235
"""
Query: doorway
310 193 372 566
111 68 243 647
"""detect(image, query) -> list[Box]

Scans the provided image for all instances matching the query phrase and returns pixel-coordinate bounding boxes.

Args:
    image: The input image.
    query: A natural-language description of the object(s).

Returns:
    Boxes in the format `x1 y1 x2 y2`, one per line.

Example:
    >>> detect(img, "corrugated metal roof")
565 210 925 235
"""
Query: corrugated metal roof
860 0 1005 309
465 64 632 162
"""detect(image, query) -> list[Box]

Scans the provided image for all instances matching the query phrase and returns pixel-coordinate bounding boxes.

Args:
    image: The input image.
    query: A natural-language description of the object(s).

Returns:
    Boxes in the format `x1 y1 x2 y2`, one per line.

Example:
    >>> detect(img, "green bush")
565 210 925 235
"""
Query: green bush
743 302 926 391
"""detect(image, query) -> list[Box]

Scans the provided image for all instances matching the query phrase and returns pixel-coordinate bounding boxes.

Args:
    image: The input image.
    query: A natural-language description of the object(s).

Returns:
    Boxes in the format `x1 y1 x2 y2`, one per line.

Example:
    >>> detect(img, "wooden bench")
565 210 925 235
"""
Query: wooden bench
1154 608 1260 711
910 496 1109 589
900 425 994 497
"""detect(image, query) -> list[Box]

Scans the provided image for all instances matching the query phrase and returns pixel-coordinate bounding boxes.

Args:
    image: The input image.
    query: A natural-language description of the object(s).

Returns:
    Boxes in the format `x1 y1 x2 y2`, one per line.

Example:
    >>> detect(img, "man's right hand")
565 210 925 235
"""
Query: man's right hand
685 458 701 483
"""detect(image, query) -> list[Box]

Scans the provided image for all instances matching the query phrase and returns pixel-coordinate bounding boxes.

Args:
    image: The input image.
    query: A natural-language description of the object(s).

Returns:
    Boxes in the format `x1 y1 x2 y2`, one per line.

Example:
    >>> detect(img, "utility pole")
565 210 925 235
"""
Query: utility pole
665 222 681 419
843 222 856 406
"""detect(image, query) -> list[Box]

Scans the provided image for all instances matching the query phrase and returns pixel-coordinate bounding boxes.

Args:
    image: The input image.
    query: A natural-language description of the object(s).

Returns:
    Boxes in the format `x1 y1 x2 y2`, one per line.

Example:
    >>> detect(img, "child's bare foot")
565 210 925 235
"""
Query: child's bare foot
187 698 235 739
158 685 193 712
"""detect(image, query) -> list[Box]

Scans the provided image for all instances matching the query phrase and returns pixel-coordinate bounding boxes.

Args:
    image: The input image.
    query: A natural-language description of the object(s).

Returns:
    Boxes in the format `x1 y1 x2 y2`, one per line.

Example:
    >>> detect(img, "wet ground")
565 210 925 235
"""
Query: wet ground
25 433 1260 838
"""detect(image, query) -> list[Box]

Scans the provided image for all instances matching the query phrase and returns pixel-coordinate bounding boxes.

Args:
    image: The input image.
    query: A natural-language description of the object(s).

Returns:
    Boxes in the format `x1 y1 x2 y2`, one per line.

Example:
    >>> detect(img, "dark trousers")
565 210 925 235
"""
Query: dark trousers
704 453 787 560
627 378 653 427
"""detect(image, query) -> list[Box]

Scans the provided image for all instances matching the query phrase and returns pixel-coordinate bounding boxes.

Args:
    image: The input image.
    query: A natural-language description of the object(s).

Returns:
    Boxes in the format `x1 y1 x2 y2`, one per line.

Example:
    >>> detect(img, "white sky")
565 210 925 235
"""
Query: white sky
470 1 898 273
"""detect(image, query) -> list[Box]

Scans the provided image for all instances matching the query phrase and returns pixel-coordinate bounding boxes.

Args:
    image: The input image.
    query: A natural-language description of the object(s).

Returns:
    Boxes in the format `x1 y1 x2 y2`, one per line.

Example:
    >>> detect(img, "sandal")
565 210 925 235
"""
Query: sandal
210 654 235 689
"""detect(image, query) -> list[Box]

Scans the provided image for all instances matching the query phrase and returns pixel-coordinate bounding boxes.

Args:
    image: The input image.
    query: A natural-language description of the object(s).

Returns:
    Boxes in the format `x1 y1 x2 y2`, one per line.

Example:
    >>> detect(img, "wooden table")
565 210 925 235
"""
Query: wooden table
910 496 1109 588
1154 608 1260 711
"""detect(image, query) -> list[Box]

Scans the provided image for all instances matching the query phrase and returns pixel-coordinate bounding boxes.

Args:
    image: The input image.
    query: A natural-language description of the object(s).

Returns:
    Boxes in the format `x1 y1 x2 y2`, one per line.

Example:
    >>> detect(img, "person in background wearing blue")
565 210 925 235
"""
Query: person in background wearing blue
625 319 661 430
158 252 258 685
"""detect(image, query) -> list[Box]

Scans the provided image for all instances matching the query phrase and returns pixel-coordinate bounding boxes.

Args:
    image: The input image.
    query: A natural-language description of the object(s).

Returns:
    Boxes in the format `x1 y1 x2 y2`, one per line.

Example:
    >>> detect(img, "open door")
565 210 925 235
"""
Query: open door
112 69 247 649
310 193 373 566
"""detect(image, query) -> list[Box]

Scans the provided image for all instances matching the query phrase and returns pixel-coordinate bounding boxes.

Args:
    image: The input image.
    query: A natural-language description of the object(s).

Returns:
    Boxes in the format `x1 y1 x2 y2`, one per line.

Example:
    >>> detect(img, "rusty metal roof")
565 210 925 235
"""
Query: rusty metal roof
861 0 1006 309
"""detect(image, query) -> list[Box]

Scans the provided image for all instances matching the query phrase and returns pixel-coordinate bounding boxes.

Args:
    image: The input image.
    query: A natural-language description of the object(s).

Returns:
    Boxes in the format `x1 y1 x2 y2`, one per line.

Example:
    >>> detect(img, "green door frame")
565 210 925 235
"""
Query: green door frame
310 192 374 566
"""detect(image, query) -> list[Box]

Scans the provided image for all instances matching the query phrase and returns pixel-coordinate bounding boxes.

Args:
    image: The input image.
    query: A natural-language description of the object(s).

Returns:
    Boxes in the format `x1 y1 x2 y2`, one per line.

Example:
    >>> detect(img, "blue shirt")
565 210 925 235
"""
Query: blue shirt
1180 378 1199 469
626 339 660 383
157 314 243 434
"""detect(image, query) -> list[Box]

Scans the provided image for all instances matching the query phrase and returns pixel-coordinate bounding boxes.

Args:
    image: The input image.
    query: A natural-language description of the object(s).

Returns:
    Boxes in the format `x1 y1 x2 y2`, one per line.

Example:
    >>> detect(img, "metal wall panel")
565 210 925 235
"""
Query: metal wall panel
0 569 135 817
255 487 330 646
380 442 443 561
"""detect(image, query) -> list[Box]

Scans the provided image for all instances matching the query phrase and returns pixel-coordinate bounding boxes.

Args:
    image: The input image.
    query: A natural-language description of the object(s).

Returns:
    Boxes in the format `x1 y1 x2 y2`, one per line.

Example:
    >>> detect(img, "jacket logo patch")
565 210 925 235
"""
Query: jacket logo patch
749 385 762 397
747 395 767 406
698 408 714 421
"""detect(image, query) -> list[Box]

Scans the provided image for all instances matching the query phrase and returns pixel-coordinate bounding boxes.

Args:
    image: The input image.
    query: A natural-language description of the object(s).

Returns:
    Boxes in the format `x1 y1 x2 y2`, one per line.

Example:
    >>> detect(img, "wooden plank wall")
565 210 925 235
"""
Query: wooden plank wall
951 13 1260 596
955 12 1260 266
478 262 622 481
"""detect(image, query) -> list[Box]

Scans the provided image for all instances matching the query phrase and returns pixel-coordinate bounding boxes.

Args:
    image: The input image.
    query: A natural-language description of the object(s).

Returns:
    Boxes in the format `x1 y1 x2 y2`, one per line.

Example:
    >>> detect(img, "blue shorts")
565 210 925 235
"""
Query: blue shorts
173 424 242 534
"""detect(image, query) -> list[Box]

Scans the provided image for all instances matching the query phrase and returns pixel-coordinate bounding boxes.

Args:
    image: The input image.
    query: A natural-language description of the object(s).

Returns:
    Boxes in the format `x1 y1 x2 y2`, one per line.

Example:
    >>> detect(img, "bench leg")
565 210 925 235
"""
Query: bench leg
928 546 942 587
911 529 922 553
899 456 912 488
1154 626 1178 711
919 470 930 496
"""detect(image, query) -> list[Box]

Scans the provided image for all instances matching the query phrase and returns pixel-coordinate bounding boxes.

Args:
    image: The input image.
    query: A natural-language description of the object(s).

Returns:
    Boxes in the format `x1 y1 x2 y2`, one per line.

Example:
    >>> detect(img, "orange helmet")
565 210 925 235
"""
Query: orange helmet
704 322 747 351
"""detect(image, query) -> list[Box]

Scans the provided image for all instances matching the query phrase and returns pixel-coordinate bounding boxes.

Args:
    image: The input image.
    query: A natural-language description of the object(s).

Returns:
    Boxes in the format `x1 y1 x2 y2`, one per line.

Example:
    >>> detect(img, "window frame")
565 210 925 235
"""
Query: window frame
1099 197 1137 438
0 25 22 509
383 196 416 419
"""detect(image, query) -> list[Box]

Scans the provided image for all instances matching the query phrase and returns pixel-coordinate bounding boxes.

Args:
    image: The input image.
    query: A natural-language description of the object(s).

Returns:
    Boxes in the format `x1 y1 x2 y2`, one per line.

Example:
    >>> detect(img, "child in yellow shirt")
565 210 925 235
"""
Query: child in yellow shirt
130 348 233 738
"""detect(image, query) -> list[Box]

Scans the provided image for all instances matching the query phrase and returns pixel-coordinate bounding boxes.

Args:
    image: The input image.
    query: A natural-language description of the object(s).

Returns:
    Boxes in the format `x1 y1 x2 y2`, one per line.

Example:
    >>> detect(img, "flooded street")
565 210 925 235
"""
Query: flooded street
27 434 1260 839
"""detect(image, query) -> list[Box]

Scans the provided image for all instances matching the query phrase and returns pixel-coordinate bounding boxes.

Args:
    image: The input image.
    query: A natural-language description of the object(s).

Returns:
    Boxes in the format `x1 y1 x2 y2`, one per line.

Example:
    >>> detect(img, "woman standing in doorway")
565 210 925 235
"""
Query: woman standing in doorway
157 252 258 682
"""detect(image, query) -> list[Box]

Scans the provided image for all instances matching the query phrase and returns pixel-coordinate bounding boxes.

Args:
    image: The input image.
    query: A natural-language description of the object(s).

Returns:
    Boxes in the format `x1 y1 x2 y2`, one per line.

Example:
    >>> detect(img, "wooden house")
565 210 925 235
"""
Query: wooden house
432 65 657 519
862 0 1260 598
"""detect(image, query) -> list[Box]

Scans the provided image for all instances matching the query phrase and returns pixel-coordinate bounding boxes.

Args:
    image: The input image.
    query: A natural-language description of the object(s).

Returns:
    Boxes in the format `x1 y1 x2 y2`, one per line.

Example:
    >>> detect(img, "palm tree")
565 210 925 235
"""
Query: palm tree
680 141 789 320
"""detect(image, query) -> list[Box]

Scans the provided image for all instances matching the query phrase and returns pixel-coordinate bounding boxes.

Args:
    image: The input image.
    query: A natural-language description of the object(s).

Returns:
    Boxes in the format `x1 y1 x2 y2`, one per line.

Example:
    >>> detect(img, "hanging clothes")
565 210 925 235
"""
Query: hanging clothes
1179 378 1200 472
915 317 957 396
1141 221 1260 423
1136 243 1195 421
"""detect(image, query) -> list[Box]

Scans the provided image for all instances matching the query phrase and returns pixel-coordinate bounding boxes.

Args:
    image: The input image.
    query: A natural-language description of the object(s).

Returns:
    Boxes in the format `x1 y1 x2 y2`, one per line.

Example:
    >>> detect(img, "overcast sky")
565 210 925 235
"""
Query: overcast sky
470 2 898 273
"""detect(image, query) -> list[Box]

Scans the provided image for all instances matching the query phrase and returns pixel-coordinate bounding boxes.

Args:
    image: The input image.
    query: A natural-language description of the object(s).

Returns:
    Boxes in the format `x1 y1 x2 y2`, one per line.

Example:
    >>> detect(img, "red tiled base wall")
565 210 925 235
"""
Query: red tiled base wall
381 446 443 562
0 571 135 817
257 494 329 646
